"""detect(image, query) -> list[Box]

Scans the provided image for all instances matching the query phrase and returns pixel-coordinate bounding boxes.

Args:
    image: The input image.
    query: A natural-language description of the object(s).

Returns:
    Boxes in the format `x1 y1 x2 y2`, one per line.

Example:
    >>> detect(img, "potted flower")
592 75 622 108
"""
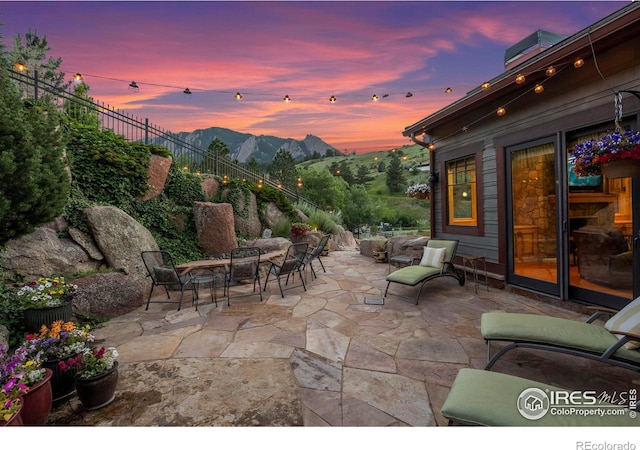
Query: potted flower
1 346 30 426
21 320 95 402
572 129 640 178
290 222 311 242
1 379 26 426
1 343 51 425
16 276 78 332
60 346 119 410
406 183 430 199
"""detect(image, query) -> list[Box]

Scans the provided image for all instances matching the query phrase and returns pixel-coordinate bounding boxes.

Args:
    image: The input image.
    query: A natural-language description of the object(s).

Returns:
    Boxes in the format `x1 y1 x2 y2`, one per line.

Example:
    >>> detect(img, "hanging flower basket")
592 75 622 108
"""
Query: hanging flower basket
572 129 640 178
406 183 430 199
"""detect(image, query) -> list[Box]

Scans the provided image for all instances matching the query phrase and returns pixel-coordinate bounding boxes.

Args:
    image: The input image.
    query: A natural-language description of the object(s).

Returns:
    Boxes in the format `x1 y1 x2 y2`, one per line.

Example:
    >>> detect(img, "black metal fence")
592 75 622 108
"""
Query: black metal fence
6 68 320 210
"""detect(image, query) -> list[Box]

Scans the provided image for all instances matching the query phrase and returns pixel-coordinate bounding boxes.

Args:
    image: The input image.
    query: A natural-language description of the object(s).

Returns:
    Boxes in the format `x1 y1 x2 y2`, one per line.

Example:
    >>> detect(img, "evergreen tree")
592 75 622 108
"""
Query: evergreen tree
385 154 406 193
270 148 298 190
0 71 70 245
201 137 230 174
355 164 373 184
342 185 377 232
10 30 71 96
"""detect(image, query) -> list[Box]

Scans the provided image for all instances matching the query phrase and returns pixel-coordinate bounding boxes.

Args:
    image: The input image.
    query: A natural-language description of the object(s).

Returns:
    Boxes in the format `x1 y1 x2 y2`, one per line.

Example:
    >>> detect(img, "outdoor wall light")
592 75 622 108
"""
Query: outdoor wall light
427 143 435 151
428 173 439 185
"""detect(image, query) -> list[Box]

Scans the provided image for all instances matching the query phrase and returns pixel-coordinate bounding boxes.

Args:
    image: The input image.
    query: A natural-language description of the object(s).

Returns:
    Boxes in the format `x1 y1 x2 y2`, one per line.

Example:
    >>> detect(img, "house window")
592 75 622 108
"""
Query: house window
447 156 477 226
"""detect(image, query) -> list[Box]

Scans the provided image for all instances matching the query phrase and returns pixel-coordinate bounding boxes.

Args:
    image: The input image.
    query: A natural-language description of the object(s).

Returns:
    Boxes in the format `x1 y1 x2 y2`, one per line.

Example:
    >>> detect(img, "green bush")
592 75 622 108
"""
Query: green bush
307 210 339 234
271 218 292 238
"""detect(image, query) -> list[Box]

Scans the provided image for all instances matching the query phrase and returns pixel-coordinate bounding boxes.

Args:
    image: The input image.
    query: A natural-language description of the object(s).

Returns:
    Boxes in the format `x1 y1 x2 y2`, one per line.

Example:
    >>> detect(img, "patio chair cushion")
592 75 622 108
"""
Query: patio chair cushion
442 368 639 426
605 296 640 349
481 312 640 364
419 246 446 268
385 265 441 287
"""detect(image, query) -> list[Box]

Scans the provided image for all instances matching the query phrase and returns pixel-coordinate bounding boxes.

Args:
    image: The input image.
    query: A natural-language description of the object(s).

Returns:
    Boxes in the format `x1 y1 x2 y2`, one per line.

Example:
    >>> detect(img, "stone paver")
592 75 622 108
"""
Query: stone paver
48 249 640 426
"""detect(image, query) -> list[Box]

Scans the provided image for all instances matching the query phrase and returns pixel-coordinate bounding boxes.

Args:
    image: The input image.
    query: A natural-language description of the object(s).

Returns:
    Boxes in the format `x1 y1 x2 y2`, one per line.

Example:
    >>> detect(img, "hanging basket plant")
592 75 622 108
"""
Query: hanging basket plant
572 129 640 177
406 183 430 199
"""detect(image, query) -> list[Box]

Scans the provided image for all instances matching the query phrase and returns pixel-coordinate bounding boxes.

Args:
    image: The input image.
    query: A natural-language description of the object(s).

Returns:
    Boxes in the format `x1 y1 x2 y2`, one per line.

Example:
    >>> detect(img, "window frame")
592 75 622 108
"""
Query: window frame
441 149 484 236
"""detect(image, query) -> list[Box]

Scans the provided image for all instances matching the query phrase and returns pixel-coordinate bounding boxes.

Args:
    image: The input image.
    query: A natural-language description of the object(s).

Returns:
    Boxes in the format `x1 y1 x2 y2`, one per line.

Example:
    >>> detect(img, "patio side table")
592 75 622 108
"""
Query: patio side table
462 255 489 294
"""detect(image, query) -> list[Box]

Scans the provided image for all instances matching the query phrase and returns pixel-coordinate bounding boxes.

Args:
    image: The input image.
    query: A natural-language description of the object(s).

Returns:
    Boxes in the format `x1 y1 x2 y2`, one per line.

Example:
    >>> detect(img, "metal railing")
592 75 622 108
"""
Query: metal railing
6 68 321 210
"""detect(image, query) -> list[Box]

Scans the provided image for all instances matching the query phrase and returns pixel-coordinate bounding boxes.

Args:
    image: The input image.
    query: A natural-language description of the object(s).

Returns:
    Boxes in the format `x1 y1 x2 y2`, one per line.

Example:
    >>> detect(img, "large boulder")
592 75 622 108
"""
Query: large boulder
73 272 146 317
194 202 238 257
1 226 104 280
221 189 262 238
139 154 172 201
85 206 159 282
201 176 220 200
387 236 429 261
263 202 288 229
331 225 358 251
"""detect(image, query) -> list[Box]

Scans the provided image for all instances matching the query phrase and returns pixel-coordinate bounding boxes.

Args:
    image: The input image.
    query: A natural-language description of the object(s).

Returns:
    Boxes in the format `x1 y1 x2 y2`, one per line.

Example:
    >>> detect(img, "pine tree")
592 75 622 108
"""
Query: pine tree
385 154 406 193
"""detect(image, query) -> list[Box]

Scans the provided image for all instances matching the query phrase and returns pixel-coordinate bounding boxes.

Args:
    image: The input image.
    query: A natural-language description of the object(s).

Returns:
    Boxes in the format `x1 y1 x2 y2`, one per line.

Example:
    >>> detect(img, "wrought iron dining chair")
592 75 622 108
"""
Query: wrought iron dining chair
302 234 330 280
224 246 263 305
141 250 197 311
263 242 309 298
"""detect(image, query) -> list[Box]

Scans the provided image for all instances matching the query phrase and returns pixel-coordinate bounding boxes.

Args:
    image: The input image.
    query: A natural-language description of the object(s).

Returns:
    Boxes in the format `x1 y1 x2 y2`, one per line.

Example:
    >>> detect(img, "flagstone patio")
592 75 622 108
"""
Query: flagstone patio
48 250 638 426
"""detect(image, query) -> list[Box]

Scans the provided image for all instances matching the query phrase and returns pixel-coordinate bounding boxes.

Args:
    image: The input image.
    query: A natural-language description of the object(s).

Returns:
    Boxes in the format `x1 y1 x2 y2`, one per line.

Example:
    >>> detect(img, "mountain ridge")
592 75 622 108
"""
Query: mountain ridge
168 126 341 163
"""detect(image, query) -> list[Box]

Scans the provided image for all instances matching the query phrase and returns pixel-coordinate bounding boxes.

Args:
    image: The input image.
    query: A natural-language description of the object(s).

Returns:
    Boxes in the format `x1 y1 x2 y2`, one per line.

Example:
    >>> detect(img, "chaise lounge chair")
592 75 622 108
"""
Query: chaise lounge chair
384 239 465 304
441 368 639 426
481 296 640 373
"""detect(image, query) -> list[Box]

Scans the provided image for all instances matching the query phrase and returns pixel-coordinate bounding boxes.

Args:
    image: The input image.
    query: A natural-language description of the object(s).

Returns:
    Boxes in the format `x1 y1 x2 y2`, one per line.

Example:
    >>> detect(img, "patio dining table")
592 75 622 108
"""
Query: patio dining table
175 249 286 276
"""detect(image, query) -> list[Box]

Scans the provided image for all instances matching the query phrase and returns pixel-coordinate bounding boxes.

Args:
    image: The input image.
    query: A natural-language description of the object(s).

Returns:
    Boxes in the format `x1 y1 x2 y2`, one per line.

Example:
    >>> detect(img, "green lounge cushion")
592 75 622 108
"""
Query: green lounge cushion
481 312 640 364
385 265 441 286
442 368 640 426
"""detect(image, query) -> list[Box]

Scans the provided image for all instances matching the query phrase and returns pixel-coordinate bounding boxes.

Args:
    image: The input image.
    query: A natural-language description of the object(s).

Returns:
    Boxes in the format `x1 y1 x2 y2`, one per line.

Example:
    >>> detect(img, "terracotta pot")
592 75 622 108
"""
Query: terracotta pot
43 355 78 403
76 362 119 410
20 368 53 425
601 159 640 179
23 301 72 333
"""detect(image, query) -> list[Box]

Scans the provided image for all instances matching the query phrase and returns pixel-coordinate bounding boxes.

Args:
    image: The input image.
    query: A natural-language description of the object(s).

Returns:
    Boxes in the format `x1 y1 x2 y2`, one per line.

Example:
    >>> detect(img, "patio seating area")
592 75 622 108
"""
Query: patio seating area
48 249 638 426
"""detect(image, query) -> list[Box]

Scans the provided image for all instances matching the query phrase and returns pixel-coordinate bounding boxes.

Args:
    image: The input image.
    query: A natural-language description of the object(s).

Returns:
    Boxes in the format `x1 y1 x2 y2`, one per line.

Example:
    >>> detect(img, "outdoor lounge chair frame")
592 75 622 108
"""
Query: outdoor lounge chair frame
384 239 465 304
482 306 640 373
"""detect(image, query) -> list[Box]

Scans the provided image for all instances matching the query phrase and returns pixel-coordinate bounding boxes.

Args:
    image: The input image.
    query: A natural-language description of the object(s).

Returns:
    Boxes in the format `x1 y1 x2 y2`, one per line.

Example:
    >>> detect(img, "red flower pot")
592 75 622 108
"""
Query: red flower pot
20 368 53 425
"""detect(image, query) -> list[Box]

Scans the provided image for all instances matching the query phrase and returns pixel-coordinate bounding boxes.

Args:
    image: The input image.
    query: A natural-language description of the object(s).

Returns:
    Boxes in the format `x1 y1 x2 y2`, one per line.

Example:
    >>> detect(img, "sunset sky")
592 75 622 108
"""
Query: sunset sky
0 1 628 153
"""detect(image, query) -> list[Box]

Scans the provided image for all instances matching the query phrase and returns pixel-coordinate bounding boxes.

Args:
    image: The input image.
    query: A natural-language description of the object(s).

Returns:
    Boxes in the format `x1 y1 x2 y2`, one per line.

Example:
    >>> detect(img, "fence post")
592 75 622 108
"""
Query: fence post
145 118 149 145
34 69 39 100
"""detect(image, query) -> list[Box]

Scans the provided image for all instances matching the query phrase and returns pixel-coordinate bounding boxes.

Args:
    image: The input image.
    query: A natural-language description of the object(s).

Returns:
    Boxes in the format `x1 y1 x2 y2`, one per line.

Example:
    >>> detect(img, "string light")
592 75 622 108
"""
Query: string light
128 81 139 92
573 58 585 68
183 88 192 95
235 92 243 100
73 73 84 82
481 82 491 90
534 84 544 94
427 143 435 151
445 87 453 93
515 74 526 84
545 66 556 76
329 95 337 103
14 62 27 72
496 107 506 116
283 94 291 103
371 94 379 101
